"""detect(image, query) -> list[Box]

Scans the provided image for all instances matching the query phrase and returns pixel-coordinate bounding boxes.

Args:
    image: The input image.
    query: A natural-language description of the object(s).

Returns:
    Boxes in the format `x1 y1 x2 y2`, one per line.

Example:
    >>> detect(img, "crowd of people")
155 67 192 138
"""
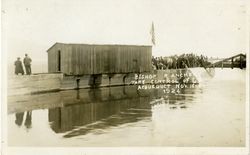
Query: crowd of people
152 53 212 70
14 53 32 75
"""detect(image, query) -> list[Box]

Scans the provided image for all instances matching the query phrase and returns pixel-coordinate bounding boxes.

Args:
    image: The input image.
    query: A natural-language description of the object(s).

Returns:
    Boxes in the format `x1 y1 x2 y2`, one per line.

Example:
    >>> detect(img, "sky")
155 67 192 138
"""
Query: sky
2 0 247 63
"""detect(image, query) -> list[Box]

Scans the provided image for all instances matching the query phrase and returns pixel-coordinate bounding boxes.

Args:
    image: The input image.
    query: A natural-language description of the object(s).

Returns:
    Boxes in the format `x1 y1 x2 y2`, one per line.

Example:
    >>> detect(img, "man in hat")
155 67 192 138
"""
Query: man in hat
14 57 24 75
23 54 32 75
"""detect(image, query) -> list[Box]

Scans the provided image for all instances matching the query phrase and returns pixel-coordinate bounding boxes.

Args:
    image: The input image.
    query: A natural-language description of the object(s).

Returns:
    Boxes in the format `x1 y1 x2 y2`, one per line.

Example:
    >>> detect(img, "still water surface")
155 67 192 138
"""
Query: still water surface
8 68 246 147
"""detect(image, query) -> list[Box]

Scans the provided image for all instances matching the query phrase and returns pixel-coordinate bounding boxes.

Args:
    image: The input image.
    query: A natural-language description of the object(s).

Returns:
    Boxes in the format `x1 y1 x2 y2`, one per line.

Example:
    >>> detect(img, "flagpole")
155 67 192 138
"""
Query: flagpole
150 22 155 57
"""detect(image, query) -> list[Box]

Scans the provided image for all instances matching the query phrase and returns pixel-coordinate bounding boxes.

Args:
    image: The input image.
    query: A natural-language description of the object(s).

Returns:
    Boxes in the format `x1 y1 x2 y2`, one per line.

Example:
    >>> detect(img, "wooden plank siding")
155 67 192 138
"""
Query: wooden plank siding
47 43 152 75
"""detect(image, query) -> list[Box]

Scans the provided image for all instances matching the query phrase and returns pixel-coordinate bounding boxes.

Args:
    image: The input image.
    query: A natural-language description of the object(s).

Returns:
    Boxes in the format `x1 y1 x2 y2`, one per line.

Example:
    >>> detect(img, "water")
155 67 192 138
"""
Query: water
7 68 246 147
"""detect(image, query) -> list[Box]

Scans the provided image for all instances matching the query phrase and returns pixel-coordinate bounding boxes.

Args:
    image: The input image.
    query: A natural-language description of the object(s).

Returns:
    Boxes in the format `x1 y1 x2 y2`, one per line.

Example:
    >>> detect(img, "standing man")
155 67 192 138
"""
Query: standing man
23 53 32 75
14 57 24 75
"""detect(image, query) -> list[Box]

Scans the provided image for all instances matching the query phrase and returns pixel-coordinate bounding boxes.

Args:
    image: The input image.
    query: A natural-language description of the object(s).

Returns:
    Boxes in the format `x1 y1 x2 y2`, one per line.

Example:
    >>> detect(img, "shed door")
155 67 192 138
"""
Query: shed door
57 50 61 72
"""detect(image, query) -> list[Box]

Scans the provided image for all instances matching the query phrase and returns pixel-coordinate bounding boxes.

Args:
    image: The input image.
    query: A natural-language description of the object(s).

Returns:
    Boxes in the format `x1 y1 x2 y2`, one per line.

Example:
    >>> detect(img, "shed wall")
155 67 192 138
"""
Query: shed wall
47 43 152 75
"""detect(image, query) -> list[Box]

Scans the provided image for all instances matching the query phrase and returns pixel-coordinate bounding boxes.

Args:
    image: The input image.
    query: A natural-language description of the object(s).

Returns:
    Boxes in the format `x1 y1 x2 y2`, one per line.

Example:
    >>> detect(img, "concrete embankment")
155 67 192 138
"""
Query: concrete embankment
8 68 205 96
8 73 63 96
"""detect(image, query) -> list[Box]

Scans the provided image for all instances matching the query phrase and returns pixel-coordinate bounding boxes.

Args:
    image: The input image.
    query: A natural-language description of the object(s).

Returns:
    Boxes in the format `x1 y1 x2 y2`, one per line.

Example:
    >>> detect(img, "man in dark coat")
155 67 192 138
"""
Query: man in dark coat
14 57 24 75
23 54 32 75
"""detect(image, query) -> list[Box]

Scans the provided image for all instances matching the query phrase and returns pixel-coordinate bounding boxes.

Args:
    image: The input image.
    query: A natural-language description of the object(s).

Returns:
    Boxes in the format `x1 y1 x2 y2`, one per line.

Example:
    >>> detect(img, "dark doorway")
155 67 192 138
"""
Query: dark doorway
58 50 61 72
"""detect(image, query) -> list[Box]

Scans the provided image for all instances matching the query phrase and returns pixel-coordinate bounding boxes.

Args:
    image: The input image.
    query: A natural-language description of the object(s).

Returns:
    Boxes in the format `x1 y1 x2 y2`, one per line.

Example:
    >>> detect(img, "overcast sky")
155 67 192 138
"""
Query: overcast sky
2 0 247 62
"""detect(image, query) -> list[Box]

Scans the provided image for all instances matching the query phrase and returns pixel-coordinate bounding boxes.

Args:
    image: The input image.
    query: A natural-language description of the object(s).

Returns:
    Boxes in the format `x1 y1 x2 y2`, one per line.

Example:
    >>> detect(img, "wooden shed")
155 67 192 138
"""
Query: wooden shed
47 43 152 75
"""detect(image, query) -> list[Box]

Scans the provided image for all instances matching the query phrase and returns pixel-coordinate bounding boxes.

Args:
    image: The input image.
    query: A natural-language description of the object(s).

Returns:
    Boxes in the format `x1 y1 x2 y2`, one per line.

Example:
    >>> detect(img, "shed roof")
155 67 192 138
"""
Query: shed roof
47 42 152 52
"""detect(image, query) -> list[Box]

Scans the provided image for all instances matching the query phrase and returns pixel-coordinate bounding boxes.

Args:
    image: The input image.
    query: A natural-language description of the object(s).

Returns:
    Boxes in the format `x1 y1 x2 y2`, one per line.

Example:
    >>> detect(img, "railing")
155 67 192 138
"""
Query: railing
208 53 246 69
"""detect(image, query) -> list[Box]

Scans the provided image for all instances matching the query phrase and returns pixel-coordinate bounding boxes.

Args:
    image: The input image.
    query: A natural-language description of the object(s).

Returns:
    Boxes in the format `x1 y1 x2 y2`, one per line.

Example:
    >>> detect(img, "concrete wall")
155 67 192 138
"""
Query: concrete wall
8 73 63 96
8 68 201 95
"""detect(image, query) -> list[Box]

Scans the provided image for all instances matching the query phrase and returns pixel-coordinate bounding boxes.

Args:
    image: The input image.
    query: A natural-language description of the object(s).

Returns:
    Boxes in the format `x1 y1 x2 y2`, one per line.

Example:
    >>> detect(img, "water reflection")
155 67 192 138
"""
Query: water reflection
25 111 32 129
48 86 153 137
47 86 198 138
150 87 199 110
11 85 199 139
15 111 32 129
15 112 24 126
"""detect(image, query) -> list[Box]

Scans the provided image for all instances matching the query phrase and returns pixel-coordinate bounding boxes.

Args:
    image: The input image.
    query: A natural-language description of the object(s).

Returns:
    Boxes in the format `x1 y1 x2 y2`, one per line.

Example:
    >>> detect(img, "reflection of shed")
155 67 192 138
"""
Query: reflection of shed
47 43 152 75
48 86 152 134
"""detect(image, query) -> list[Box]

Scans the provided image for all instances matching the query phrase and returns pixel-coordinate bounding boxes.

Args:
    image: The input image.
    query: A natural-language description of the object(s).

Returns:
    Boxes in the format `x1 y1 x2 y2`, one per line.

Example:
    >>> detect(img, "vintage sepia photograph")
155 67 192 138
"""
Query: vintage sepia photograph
1 0 249 154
